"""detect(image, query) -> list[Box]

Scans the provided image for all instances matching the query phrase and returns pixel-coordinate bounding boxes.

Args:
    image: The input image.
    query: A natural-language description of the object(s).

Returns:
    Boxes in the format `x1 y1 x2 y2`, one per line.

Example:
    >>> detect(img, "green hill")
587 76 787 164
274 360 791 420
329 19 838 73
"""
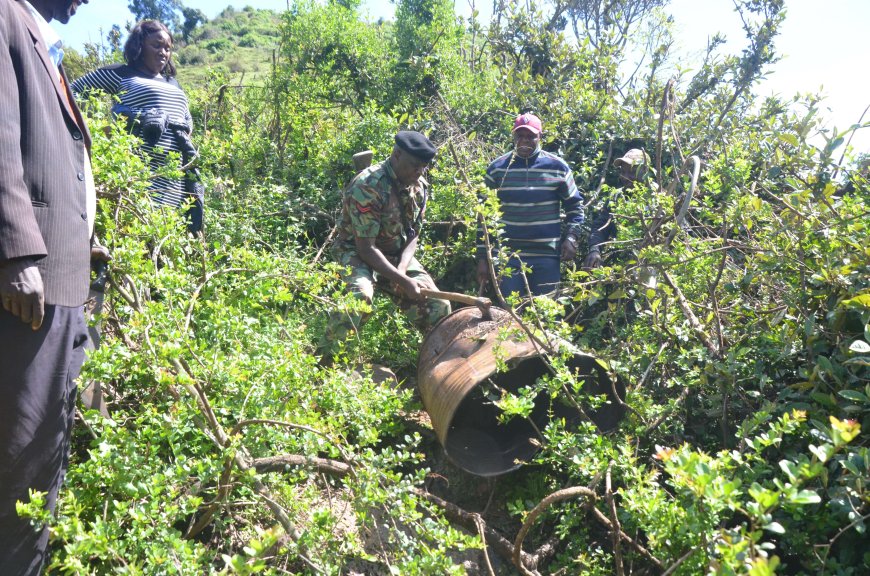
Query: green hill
63 5 283 87
174 5 282 86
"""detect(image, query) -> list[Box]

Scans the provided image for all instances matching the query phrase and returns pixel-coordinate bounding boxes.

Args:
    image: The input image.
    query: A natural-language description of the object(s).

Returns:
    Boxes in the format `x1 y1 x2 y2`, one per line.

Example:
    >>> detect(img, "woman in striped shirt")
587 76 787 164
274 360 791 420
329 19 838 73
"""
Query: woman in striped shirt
72 20 203 233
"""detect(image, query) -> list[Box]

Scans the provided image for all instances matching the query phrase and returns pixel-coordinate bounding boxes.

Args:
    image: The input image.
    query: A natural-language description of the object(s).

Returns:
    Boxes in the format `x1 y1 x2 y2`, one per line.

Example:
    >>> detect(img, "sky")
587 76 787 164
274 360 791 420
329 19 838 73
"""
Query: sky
53 0 869 154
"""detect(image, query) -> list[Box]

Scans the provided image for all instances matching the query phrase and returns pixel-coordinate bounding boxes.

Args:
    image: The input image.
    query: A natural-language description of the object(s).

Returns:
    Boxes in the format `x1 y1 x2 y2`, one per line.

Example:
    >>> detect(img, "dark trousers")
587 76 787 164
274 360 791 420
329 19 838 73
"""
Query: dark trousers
0 306 88 575
184 195 204 235
499 255 561 298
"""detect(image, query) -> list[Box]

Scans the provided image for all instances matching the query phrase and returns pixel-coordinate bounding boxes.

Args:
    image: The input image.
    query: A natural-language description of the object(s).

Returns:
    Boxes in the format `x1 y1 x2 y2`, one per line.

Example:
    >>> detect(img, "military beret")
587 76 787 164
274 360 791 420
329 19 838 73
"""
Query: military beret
394 130 437 163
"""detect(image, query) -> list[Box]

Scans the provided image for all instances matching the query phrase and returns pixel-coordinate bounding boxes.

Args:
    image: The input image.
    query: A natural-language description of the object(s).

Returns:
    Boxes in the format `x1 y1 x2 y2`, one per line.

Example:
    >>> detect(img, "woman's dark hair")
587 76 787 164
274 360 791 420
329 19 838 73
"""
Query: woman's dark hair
124 20 176 78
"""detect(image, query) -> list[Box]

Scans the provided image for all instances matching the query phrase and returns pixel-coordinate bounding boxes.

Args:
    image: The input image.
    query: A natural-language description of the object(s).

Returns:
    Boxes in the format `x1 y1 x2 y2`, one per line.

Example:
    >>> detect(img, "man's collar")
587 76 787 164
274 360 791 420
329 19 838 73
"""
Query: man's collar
384 157 398 182
22 1 64 66
515 147 541 162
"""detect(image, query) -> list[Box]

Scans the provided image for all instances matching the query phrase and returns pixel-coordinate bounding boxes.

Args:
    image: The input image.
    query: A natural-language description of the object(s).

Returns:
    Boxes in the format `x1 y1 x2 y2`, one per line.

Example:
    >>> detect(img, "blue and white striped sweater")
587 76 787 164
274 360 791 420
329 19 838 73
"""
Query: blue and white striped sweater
478 149 584 258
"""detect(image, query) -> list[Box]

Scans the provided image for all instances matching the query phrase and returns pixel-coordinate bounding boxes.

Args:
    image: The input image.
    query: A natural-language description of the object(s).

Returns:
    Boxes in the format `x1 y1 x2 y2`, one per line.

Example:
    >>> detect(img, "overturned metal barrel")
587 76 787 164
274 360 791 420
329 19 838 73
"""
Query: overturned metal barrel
417 306 625 477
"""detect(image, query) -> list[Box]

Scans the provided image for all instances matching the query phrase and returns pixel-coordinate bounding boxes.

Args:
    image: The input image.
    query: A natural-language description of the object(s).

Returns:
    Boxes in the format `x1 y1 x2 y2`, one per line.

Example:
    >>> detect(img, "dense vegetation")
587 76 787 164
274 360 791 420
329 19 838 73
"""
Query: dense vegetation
40 0 868 573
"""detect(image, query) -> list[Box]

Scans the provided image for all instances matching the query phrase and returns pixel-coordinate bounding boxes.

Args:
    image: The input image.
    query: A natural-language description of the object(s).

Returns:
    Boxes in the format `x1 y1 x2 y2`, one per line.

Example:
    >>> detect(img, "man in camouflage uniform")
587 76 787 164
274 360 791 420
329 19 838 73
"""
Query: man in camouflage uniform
321 131 451 361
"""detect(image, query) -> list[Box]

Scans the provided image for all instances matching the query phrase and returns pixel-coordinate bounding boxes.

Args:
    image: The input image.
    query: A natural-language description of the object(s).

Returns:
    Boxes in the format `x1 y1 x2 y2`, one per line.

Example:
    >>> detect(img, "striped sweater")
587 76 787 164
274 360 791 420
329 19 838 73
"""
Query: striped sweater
72 64 193 208
478 149 584 258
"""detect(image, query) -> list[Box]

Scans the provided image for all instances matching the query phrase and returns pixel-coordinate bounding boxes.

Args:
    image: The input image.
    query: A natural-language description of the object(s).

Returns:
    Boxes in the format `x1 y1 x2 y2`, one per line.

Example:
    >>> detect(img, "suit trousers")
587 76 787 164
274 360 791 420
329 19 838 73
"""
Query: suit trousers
0 305 88 576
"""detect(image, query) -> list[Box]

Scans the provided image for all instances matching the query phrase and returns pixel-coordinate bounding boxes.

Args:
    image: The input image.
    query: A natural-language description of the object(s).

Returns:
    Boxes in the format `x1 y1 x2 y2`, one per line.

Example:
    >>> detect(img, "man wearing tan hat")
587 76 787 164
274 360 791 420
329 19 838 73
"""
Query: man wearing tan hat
583 148 650 270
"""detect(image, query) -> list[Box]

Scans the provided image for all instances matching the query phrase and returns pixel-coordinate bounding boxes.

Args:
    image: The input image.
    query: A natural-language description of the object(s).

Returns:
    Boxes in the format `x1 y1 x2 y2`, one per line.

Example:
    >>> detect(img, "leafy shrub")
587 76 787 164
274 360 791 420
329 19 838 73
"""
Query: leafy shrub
204 38 232 54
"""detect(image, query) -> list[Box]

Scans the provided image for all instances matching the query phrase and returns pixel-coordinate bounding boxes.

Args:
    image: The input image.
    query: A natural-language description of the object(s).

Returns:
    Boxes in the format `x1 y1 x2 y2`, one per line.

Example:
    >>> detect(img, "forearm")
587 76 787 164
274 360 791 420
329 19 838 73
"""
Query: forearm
357 242 408 285
588 216 615 252
396 236 418 274
71 68 120 99
561 174 585 239
564 209 584 240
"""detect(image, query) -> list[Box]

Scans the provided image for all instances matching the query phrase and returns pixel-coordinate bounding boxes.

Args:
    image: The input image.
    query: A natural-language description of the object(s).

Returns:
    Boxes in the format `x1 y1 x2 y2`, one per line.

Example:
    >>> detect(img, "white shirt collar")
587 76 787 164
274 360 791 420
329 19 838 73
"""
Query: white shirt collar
23 1 65 69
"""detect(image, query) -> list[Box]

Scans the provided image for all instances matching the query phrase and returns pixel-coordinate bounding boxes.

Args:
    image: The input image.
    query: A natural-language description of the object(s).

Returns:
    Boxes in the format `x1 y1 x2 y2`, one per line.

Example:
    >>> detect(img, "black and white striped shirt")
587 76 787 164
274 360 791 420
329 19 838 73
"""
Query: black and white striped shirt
72 64 193 208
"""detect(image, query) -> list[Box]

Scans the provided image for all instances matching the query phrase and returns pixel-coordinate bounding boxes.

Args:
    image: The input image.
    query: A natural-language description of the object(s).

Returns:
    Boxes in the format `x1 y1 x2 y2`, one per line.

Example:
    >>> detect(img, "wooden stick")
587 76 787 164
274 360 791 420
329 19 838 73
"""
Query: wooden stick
513 487 596 575
420 288 492 318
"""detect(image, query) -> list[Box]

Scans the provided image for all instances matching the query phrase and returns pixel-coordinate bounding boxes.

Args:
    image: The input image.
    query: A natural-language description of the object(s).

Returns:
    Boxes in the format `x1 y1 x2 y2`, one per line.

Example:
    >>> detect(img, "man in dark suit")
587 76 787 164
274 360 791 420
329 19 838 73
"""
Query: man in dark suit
0 0 94 573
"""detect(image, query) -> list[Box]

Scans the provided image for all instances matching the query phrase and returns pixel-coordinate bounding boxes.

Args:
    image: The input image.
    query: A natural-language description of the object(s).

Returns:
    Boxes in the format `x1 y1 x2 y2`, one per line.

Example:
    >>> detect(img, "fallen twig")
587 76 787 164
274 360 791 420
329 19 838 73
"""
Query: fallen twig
606 462 625 576
416 488 541 575
644 386 691 435
662 270 719 359
656 78 676 192
589 507 663 570
661 547 697 576
314 224 337 264
513 487 596 576
474 514 497 576
253 454 353 477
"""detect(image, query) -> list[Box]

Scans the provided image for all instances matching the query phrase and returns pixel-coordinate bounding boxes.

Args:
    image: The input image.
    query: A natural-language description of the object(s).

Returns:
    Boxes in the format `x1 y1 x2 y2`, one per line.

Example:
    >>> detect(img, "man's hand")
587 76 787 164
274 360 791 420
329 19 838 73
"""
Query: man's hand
476 259 491 288
354 237 423 302
560 236 578 262
0 259 45 330
91 245 111 263
583 249 602 271
397 275 424 302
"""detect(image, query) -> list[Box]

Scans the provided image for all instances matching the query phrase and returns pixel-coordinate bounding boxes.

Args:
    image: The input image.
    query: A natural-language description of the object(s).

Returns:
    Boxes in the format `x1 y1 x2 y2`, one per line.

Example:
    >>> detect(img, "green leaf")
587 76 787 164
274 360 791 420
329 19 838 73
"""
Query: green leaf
838 390 868 403
779 460 799 482
840 293 870 309
816 355 834 373
810 392 837 407
790 490 821 504
764 521 786 534
595 358 611 370
749 483 779 508
848 340 870 354
808 443 834 463
825 136 844 154
778 133 798 146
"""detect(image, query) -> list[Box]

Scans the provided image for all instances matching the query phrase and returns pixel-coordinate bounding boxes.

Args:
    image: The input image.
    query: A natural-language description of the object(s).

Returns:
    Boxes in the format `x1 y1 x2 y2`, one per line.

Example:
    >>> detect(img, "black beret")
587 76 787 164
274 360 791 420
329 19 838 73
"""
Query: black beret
394 130 436 162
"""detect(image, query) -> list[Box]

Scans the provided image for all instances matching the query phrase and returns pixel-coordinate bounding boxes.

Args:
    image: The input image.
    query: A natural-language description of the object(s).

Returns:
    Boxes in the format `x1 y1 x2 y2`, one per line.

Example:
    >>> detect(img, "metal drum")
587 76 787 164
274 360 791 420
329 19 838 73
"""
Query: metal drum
417 306 626 476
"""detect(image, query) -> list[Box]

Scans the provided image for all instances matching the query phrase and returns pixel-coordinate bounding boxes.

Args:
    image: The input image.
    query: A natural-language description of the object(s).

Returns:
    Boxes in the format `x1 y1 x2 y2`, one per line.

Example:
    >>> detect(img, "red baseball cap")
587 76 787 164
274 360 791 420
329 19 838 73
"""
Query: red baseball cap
512 113 542 135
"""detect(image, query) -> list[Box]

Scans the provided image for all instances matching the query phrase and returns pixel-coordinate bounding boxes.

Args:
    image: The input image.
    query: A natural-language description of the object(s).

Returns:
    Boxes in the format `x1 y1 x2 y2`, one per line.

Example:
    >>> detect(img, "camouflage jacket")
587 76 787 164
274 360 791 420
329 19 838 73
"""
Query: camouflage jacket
334 159 427 259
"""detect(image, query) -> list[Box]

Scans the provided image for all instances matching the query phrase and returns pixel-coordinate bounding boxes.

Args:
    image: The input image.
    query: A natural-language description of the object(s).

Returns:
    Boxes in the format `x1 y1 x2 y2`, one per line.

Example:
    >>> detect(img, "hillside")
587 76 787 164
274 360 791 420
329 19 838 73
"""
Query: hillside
175 6 282 86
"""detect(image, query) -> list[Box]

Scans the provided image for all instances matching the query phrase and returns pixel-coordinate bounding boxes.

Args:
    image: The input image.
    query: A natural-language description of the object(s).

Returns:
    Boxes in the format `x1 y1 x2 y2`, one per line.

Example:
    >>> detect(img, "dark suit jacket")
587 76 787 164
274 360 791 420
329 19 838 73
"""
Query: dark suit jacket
0 0 92 307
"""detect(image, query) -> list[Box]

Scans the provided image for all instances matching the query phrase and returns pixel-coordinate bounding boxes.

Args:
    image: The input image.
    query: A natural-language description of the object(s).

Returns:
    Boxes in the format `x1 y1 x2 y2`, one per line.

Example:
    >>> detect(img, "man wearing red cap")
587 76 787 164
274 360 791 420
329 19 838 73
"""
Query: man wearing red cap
477 113 584 298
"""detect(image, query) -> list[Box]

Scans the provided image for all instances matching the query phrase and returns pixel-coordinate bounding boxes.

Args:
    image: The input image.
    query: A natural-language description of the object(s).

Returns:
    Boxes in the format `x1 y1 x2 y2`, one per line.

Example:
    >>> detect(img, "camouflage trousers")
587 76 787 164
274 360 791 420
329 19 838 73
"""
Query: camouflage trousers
320 254 452 354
